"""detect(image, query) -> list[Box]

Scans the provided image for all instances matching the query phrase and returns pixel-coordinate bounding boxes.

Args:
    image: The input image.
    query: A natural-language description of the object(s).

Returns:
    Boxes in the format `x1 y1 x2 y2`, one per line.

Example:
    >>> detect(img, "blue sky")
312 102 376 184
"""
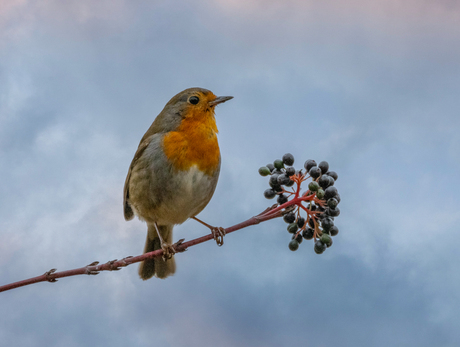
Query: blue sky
1 1 460 346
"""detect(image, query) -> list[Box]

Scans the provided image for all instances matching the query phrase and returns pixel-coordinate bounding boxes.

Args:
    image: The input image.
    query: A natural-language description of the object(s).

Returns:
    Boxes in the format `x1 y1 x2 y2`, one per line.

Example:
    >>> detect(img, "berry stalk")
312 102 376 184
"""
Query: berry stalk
259 154 342 253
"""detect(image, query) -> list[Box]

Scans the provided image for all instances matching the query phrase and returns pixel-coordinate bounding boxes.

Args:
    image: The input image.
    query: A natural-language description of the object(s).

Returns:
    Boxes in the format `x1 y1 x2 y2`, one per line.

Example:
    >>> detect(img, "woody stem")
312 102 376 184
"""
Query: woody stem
0 204 286 293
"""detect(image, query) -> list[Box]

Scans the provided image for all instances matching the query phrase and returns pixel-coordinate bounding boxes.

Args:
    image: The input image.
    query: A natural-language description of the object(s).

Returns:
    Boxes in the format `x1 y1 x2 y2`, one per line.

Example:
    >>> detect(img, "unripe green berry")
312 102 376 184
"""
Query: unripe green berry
316 189 325 199
274 159 284 170
320 233 332 247
308 181 320 191
266 163 275 172
327 198 338 209
258 166 271 176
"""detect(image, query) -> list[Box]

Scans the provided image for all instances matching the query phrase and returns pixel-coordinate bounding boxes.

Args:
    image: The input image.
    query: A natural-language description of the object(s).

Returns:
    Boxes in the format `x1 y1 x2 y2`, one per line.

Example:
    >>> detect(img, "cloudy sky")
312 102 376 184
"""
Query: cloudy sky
1 0 459 346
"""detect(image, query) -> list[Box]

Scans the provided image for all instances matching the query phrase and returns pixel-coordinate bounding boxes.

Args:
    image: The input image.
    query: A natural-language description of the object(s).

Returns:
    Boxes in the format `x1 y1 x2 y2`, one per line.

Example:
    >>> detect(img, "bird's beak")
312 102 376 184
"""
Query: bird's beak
209 96 233 106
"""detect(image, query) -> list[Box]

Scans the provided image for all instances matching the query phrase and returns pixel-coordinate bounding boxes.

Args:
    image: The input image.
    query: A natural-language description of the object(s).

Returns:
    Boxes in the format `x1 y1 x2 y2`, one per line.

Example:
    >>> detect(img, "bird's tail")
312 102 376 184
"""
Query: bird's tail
138 223 176 280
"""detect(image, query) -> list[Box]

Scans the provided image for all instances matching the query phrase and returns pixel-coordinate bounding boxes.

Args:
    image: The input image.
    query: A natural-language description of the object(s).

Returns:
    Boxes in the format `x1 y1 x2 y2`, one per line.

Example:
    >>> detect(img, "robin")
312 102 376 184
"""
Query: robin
123 87 233 280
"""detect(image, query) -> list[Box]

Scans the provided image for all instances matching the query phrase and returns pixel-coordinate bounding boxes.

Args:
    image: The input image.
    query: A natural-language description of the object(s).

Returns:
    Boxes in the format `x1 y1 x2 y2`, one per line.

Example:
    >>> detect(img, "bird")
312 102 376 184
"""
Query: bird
123 87 233 280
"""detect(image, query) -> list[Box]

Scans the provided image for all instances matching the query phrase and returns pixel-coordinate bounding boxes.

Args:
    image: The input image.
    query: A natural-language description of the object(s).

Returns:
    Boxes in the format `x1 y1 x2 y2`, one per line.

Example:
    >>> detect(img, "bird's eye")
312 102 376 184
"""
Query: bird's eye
188 96 200 105
188 96 199 105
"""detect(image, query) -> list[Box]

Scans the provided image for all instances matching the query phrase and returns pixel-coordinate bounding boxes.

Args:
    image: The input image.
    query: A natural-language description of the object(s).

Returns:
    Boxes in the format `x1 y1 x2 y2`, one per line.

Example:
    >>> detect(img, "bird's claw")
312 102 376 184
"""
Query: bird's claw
161 244 173 260
161 239 186 260
212 227 226 247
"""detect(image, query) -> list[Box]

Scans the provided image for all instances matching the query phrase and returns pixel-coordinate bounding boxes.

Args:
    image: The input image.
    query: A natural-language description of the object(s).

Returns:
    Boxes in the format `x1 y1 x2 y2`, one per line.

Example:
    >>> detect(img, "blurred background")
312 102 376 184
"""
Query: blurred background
1 1 459 346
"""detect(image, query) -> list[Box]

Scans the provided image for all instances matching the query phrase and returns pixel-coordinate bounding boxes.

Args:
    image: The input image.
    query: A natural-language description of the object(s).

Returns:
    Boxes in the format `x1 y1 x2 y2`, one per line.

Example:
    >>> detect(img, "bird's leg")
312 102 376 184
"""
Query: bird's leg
192 217 226 246
153 223 185 260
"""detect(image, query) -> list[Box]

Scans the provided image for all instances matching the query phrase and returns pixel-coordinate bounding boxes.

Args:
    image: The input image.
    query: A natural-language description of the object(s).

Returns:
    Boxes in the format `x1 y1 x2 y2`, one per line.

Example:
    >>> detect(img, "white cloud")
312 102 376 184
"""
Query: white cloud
1 1 460 346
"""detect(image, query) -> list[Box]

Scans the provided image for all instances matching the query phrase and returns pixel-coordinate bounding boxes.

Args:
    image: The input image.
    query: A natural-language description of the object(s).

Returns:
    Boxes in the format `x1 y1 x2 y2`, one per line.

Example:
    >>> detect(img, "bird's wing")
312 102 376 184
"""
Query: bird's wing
123 138 151 221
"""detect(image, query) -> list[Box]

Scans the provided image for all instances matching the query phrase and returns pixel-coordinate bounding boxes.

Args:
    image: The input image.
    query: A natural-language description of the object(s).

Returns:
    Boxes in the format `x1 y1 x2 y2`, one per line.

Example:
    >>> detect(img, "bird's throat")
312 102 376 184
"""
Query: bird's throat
162 115 220 176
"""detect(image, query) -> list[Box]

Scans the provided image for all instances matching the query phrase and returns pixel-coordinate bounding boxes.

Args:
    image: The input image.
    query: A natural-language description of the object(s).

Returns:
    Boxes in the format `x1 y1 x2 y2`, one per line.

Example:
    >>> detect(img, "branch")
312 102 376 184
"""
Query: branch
0 204 286 293
1 157 342 293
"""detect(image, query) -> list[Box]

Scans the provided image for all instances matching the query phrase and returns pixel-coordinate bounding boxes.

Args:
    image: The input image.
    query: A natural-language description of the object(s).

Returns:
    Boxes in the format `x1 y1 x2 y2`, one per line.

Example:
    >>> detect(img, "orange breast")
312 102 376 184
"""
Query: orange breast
162 112 220 176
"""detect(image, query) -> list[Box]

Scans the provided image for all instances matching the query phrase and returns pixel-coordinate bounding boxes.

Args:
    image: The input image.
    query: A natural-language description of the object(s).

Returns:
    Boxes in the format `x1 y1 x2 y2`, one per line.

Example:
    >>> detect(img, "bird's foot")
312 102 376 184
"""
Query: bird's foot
211 227 226 247
192 217 226 246
161 238 186 260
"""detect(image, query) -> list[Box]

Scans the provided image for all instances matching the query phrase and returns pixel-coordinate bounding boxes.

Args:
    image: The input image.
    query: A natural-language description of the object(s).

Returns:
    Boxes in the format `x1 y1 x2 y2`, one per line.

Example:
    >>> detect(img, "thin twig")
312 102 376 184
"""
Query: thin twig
1 170 326 293
0 204 285 293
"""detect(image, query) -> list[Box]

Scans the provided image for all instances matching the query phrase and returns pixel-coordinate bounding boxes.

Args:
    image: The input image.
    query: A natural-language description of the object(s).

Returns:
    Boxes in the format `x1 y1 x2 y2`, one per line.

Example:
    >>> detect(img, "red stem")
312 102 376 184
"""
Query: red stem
0 204 285 293
0 172 323 293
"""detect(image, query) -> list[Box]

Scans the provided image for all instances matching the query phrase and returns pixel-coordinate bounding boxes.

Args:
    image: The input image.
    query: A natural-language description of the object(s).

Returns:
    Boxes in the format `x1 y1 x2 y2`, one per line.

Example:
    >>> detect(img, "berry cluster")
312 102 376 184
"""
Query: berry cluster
259 153 341 254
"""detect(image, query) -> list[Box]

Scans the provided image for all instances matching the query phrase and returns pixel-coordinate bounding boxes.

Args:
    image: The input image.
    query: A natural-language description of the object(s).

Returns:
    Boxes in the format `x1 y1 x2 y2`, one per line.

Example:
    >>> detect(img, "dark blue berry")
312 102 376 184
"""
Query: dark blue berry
327 207 340 217
321 217 334 231
302 228 314 240
335 194 341 203
285 166 296 176
297 217 305 228
269 176 281 190
264 189 276 199
284 179 295 187
318 175 332 189
304 160 317 172
326 171 338 181
277 194 288 205
318 161 329 174
314 240 327 254
277 174 291 186
289 240 299 251
287 223 298 233
283 212 296 224
324 186 338 200
282 153 295 166
269 174 279 185
273 185 283 193
329 225 339 236
309 167 321 180
293 233 303 244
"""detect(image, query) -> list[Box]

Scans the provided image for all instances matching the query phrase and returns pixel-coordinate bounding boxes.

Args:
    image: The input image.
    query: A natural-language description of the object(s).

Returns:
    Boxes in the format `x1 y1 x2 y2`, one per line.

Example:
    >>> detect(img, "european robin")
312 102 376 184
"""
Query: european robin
123 87 233 280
